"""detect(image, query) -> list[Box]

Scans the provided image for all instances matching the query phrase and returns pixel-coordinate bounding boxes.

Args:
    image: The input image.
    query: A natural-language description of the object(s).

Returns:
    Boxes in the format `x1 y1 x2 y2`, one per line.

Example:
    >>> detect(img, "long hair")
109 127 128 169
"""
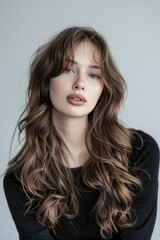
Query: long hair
6 26 142 239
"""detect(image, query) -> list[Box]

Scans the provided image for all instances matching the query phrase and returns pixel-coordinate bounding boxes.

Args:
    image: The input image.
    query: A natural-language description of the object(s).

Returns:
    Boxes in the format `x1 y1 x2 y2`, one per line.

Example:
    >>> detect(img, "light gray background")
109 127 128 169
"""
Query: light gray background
0 0 160 239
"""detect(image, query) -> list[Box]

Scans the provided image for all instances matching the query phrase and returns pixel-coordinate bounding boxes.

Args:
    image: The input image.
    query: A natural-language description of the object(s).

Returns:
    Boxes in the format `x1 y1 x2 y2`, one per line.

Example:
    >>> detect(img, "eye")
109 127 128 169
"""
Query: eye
64 68 74 73
89 74 100 79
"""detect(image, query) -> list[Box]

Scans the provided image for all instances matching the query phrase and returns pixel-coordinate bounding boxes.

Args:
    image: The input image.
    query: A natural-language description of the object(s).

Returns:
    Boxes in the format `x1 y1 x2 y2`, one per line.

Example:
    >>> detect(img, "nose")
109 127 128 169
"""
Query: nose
72 75 85 90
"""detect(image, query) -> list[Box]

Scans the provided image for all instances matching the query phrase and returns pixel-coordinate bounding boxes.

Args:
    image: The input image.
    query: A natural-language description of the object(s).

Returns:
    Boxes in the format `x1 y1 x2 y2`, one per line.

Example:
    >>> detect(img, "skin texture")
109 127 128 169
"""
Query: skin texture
49 42 104 167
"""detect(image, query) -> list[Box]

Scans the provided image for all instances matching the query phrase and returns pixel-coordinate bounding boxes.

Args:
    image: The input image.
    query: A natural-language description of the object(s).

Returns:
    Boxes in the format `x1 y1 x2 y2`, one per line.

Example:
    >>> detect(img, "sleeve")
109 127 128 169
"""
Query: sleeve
3 172 54 240
119 130 160 240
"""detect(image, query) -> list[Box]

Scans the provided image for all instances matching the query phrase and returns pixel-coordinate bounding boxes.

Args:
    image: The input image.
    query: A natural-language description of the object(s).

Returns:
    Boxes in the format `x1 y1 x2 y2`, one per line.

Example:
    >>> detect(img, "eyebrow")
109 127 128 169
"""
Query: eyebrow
65 59 100 69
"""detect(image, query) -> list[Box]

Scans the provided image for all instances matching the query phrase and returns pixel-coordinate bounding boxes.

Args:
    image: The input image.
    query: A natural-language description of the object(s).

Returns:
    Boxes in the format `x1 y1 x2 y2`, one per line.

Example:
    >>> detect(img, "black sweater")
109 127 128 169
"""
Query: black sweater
3 130 160 240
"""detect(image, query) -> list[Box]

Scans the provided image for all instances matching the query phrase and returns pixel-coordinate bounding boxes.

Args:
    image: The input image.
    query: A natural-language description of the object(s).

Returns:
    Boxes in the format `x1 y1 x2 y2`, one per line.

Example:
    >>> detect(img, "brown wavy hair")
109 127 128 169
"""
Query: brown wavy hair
6 26 142 239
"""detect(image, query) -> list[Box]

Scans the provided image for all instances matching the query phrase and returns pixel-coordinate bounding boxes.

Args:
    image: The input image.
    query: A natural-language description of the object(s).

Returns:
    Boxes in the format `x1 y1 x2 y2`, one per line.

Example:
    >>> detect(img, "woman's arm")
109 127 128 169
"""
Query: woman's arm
3 171 54 240
119 130 159 240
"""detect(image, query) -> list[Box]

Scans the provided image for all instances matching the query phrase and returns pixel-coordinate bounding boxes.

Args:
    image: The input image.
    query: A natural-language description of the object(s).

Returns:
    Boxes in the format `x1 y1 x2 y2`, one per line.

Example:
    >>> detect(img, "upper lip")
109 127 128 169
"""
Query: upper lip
67 93 86 102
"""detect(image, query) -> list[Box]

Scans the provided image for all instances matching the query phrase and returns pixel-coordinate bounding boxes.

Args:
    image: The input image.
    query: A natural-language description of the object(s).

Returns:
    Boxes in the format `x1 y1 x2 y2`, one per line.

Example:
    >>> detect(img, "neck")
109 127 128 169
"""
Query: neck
52 109 89 152
52 110 91 167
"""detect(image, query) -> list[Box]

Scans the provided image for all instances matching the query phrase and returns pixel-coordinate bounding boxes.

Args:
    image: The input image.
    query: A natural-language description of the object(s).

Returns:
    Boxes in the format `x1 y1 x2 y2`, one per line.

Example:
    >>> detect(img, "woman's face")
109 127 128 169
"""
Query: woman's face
49 41 104 120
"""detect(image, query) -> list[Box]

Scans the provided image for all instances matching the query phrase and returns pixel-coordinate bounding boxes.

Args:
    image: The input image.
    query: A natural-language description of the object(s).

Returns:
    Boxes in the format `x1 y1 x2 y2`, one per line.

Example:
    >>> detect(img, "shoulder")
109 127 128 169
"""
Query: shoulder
132 129 159 149
130 129 159 176
3 170 21 190
3 171 27 206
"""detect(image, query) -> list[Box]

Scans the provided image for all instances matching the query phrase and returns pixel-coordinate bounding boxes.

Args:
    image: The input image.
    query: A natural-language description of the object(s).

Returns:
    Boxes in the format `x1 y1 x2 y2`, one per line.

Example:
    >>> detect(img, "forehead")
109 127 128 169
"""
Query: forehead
65 41 101 65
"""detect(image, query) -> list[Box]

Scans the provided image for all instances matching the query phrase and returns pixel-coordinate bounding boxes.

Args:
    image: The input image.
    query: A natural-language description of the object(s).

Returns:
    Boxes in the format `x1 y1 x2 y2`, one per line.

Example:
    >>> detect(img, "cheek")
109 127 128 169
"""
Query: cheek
50 78 67 100
98 84 104 97
50 76 71 92
50 78 62 92
49 79 60 104
91 82 104 101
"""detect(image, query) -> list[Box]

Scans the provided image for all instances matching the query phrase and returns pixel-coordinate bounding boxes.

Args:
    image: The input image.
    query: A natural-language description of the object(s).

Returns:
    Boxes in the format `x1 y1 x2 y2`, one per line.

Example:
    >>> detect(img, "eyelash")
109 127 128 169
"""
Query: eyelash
89 74 100 79
64 68 100 79
64 68 74 73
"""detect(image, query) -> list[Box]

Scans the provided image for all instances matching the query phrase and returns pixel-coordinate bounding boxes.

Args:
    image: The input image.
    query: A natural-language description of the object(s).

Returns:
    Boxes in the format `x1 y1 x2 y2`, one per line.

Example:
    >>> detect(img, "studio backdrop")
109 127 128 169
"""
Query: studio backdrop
0 0 160 239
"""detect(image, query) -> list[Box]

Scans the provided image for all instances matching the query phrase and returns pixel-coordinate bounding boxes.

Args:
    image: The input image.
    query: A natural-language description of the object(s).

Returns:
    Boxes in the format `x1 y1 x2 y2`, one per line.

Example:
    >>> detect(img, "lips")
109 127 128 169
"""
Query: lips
67 93 86 102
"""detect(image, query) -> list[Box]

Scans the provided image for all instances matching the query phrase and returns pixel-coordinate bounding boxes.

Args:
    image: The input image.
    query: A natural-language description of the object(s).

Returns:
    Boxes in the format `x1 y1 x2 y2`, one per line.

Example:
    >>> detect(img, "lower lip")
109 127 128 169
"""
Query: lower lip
67 98 86 106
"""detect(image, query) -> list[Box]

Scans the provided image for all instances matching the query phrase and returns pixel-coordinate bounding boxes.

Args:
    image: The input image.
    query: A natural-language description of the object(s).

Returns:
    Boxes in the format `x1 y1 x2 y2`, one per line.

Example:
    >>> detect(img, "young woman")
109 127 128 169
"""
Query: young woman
3 26 159 240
